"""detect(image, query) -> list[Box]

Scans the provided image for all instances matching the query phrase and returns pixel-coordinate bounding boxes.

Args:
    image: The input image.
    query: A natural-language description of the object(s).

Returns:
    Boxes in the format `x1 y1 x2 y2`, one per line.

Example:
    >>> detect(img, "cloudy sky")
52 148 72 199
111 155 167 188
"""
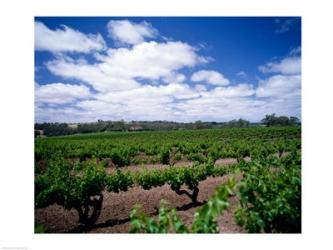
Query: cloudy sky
35 17 301 123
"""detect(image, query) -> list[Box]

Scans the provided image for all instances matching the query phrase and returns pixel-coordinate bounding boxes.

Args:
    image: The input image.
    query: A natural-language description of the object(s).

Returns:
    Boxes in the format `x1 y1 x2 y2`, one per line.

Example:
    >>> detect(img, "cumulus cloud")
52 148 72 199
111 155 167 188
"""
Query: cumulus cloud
107 20 158 45
35 21 106 53
35 82 91 104
100 83 198 102
69 82 256 122
171 84 259 121
253 50 301 120
191 70 230 85
256 74 301 98
46 57 141 92
35 19 301 123
35 79 300 123
47 41 208 92
259 56 301 75
162 73 186 83
67 83 198 121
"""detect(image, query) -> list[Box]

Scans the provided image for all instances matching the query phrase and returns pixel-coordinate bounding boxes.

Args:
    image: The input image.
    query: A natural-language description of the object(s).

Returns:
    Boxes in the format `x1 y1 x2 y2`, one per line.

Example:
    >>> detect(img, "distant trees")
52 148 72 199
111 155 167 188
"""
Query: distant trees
77 120 126 134
194 120 204 129
34 115 300 137
223 119 250 128
34 123 76 137
261 114 300 127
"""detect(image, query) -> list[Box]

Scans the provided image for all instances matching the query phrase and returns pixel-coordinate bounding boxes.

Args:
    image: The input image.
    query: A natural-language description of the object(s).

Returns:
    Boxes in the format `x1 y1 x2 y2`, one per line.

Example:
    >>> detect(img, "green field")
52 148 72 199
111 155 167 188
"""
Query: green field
35 127 301 233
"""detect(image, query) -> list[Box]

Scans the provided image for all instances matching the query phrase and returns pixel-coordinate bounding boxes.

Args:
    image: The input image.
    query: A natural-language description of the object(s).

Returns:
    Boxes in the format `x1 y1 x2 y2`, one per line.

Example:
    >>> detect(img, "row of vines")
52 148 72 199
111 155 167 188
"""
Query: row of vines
35 127 301 233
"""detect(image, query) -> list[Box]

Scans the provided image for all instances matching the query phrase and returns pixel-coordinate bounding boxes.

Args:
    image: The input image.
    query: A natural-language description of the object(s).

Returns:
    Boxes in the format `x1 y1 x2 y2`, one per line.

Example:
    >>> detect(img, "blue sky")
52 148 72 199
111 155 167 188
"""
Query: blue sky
35 17 301 122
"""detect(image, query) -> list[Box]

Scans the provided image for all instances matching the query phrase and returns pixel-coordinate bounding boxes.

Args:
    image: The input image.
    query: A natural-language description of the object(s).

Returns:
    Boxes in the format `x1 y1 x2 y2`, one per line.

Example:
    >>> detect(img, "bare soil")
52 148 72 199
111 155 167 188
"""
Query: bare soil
105 160 194 174
35 175 244 233
215 158 238 166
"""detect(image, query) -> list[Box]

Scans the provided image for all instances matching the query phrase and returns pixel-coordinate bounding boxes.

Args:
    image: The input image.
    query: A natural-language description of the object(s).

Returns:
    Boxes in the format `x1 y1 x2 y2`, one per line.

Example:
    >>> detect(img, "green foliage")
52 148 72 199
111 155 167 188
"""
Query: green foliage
35 159 107 225
129 179 236 233
130 200 189 233
136 169 166 190
35 127 301 167
111 150 130 167
235 156 301 233
191 178 236 233
174 152 182 161
160 147 170 164
35 223 45 233
188 153 206 163
35 127 301 231
106 170 133 193
261 113 300 127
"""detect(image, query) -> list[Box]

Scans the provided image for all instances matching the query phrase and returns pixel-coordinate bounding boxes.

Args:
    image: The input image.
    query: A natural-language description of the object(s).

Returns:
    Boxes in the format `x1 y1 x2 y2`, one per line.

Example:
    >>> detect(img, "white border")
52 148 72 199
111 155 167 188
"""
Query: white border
1 0 333 249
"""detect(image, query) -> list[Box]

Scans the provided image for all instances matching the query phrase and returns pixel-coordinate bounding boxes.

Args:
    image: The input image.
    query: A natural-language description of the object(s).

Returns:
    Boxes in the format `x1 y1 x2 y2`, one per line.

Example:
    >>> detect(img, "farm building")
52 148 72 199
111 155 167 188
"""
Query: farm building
128 125 143 131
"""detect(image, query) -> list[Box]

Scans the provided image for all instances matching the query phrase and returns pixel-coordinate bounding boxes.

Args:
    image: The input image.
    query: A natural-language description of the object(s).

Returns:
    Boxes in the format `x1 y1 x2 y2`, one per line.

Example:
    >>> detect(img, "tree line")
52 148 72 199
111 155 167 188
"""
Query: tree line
34 114 300 137
261 114 300 127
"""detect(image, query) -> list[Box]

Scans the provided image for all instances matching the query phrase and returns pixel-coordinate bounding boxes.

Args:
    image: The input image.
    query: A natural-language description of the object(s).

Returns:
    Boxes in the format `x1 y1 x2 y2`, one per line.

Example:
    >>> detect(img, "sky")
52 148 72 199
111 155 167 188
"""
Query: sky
35 17 301 123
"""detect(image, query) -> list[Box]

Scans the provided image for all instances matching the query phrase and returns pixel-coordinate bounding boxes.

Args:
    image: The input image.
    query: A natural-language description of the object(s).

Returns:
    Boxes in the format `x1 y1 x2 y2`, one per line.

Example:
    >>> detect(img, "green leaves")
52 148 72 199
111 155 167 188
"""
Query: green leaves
111 150 130 167
35 159 107 223
129 179 236 233
235 158 301 233
160 147 170 165
106 169 133 193
36 127 301 168
191 178 235 233
130 200 188 233
134 164 220 193
35 127 301 231
136 169 166 190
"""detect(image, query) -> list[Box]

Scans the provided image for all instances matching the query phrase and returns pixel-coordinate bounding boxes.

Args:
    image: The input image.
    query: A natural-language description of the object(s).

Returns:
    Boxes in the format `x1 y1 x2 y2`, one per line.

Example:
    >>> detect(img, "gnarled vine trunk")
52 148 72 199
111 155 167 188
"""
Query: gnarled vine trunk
174 186 199 204
75 194 104 227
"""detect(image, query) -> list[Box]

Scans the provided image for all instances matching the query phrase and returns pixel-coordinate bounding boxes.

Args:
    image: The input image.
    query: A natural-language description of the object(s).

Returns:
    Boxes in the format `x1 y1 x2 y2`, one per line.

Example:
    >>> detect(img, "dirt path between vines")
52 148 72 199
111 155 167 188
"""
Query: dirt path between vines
105 158 238 174
35 175 245 233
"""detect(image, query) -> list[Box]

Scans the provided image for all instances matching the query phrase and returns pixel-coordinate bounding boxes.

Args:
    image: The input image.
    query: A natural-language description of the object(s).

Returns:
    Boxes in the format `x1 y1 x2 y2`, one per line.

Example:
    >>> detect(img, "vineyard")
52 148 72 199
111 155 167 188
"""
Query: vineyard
35 127 301 233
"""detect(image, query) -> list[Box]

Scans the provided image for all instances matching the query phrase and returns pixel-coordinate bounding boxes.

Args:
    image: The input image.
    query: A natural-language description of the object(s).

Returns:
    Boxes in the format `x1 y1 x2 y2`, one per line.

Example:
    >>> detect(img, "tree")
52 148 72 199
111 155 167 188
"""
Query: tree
194 120 204 129
289 116 300 125
261 113 276 126
261 114 300 127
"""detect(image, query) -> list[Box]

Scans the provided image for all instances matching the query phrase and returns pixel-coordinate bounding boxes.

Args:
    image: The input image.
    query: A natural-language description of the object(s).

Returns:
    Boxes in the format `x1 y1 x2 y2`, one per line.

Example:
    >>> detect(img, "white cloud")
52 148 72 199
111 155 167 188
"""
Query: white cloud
162 73 186 83
107 20 158 45
194 84 207 92
256 74 301 98
212 84 255 98
35 79 300 122
191 70 230 85
35 82 91 104
47 41 207 92
171 84 260 121
35 19 301 123
95 82 199 104
69 83 198 121
46 57 141 92
259 56 301 75
35 21 106 53
70 82 256 122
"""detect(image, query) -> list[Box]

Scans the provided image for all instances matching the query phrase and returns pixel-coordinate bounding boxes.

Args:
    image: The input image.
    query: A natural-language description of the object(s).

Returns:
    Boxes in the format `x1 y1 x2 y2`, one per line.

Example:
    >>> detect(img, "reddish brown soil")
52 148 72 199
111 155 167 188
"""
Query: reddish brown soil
173 160 194 167
215 158 238 166
105 161 194 174
272 152 289 158
35 175 244 233
105 163 167 174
